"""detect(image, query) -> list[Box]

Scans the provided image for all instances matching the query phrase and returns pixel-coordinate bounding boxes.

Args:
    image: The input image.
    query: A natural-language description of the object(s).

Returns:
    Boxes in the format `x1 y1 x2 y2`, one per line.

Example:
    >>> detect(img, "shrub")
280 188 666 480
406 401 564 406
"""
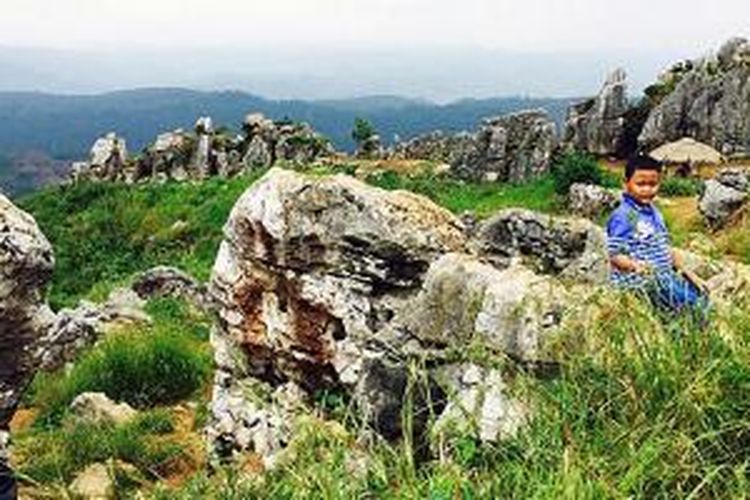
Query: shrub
551 152 603 195
31 323 211 425
660 176 702 197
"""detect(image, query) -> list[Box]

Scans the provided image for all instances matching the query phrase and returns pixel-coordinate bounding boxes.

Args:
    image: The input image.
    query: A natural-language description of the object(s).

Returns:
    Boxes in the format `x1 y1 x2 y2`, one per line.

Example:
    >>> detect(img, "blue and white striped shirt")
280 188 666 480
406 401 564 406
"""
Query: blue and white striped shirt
606 193 674 288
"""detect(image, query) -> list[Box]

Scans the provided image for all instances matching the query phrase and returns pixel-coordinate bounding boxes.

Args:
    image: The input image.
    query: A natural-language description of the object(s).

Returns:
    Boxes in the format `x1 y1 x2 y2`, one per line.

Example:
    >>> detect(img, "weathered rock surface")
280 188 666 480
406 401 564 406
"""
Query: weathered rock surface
568 183 620 219
471 209 609 283
434 364 527 443
563 68 629 156
639 38 750 156
69 462 114 500
207 168 607 463
70 392 138 426
698 168 750 228
71 133 129 183
0 194 55 430
34 288 150 372
132 266 214 311
452 110 557 182
70 113 334 185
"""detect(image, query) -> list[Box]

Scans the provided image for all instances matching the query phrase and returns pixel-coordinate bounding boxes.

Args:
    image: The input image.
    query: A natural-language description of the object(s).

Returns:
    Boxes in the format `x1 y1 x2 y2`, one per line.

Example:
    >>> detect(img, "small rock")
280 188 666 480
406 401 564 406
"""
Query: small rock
70 392 138 426
568 183 620 219
69 463 114 500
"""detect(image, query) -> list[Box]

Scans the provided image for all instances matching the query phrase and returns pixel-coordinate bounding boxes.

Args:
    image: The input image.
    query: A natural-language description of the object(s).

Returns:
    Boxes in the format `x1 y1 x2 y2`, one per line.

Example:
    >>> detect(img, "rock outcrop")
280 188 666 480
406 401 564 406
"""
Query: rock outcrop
391 131 475 164
563 68 630 157
206 168 607 464
698 168 750 228
70 113 334 185
71 133 129 183
568 183 620 219
639 38 750 156
0 194 55 430
452 110 558 182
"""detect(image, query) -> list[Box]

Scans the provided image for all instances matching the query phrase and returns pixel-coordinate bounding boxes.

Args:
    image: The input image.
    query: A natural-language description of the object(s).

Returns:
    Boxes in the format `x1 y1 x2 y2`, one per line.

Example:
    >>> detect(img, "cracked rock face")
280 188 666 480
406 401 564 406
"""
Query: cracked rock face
207 168 607 462
698 169 750 229
0 194 55 430
563 68 630 157
639 38 750 156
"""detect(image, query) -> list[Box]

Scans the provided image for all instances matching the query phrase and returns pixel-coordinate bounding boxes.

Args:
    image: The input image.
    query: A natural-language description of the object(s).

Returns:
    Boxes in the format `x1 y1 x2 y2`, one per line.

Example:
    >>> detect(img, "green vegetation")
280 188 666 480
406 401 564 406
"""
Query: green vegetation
154 292 750 498
551 151 612 194
29 298 212 426
660 176 703 197
19 172 266 309
15 164 750 498
365 169 559 216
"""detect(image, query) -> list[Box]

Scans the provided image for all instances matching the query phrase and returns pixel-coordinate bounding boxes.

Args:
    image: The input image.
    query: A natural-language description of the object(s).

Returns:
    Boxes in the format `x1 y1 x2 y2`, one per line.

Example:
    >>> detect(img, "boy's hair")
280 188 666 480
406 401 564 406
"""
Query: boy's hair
625 153 663 180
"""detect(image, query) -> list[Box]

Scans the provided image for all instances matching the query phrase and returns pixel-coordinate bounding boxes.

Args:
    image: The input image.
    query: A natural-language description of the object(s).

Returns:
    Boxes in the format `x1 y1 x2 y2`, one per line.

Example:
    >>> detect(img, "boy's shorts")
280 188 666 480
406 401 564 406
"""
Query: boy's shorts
0 460 16 500
644 271 710 321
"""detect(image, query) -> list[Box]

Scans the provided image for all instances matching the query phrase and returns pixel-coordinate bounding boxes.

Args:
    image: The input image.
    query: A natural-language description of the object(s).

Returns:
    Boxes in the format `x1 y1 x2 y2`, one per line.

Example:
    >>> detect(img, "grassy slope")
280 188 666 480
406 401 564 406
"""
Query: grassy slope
15 167 750 498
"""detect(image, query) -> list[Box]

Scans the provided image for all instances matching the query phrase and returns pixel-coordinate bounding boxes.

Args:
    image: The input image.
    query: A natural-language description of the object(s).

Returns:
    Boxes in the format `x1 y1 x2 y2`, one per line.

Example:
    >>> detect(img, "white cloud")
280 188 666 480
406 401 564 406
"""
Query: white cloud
1 0 747 52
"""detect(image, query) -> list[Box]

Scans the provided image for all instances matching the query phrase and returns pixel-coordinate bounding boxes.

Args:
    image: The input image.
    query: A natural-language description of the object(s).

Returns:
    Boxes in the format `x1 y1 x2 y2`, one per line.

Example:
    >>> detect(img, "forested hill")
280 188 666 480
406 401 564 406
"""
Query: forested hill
0 88 574 193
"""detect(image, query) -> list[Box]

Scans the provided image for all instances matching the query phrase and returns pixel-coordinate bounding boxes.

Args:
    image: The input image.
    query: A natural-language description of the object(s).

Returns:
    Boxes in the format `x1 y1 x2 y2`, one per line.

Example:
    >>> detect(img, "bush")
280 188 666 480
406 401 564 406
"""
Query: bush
31 323 211 425
660 176 702 197
551 152 603 195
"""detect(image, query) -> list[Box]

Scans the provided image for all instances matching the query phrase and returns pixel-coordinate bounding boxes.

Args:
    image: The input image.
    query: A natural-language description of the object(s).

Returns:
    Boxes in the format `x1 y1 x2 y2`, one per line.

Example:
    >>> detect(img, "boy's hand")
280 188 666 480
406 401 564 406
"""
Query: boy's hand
632 261 653 275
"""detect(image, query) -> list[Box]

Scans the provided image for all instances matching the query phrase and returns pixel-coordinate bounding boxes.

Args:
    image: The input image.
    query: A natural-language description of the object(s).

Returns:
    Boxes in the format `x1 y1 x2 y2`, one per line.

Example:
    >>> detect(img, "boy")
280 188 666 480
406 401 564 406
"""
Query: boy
606 154 708 316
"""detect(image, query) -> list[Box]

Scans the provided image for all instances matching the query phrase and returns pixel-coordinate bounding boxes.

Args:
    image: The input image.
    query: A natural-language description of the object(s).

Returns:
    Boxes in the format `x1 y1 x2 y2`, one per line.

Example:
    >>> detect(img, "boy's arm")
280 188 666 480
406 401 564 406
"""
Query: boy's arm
671 248 684 270
607 208 650 274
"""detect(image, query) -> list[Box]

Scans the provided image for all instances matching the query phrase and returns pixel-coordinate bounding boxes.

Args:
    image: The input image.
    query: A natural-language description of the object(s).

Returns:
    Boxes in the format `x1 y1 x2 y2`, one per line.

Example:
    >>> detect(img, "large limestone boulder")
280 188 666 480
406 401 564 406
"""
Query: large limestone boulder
453 110 557 182
207 168 606 463
563 68 629 156
0 194 55 429
698 168 750 228
71 133 129 182
639 38 750 156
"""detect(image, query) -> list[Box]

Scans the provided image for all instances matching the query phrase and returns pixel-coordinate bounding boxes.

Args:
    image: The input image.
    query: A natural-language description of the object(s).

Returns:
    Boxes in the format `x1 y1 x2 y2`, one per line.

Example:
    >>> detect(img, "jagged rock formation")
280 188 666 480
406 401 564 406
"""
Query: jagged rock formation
70 392 138 426
639 37 750 156
206 168 607 463
699 168 750 228
393 110 557 183
71 133 129 182
70 113 334 185
563 68 630 157
0 194 55 432
453 110 557 182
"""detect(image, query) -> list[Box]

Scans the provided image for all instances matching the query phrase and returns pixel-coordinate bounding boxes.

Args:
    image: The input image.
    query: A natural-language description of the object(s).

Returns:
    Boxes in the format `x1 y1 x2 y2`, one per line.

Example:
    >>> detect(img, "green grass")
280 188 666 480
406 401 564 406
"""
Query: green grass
152 291 750 499
14 411 184 488
18 172 266 309
29 297 212 426
365 170 560 216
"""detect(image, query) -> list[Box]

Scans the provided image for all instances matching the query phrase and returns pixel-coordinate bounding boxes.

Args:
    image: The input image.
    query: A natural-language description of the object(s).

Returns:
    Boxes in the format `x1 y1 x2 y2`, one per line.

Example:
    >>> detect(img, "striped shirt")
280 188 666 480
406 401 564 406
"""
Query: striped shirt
606 193 674 288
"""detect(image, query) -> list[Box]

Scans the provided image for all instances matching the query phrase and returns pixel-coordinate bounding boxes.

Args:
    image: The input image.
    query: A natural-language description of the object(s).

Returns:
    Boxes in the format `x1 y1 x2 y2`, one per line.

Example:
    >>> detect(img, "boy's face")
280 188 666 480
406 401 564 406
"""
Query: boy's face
625 169 660 205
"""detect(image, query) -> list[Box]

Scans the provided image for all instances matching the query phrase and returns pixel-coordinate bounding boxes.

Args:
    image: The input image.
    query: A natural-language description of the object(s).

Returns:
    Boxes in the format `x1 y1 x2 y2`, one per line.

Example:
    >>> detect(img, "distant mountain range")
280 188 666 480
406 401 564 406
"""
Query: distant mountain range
0 88 576 194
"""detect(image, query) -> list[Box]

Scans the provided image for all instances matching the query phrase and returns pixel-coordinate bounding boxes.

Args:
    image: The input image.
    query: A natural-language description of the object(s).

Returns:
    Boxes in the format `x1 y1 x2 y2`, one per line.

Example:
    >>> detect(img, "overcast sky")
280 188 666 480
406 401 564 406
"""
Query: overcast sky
0 1 747 100
2 0 747 52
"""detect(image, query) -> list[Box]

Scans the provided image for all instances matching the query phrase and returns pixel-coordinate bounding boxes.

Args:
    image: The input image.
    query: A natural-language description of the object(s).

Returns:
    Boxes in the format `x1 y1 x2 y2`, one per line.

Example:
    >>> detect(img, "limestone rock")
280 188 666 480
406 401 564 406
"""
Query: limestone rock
70 392 138 426
471 208 609 283
131 266 213 311
434 364 527 443
206 168 602 460
69 463 114 500
34 288 150 372
568 183 620 219
563 68 629 156
698 178 748 228
71 132 128 182
0 194 55 429
639 38 750 156
407 253 569 361
452 110 557 182
392 131 475 164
